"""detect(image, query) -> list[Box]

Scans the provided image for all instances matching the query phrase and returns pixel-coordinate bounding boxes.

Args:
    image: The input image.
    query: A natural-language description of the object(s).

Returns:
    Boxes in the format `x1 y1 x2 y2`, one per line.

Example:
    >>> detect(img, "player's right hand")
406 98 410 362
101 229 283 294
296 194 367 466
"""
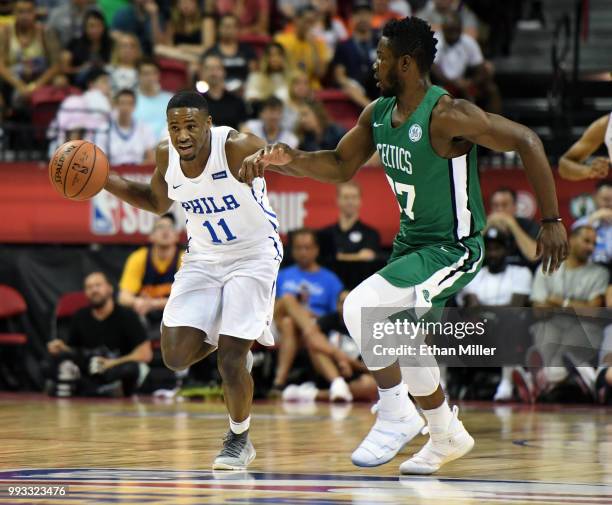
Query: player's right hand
239 143 294 185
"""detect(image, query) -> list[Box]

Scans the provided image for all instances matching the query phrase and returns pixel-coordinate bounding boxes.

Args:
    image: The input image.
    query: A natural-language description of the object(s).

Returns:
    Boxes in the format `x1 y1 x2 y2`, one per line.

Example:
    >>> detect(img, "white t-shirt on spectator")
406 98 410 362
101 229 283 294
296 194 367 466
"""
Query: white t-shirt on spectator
433 32 483 81
108 119 156 166
462 265 533 306
244 119 299 148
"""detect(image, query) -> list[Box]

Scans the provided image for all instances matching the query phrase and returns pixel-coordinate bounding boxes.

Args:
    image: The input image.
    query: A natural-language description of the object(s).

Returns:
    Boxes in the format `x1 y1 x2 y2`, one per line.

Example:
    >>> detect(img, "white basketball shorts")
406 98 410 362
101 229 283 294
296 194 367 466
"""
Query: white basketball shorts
162 252 280 347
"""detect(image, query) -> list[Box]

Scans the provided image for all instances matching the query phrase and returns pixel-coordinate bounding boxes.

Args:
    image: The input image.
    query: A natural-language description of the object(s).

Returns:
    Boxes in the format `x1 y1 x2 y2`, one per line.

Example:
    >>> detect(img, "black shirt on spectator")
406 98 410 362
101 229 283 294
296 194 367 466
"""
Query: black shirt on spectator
203 44 256 87
319 220 381 262
332 33 379 99
317 311 347 336
204 90 248 130
506 217 540 268
68 305 147 357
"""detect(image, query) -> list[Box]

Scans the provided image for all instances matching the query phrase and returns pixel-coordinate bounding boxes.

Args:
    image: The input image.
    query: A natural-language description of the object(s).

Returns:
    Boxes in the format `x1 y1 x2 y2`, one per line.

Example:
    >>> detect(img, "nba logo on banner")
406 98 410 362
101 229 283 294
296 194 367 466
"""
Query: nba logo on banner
90 192 118 235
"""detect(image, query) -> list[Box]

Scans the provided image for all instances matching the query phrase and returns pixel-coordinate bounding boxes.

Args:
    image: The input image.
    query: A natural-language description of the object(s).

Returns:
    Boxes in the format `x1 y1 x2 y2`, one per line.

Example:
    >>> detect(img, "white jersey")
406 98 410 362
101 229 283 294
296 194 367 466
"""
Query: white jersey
605 112 612 161
165 126 282 262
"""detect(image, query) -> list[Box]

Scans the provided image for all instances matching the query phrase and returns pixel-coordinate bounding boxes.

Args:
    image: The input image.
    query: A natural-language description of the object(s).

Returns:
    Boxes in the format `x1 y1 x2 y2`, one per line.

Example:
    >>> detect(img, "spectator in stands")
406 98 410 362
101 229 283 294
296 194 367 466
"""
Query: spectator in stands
133 58 172 141
107 33 142 95
0 0 60 107
45 271 152 397
49 67 112 155
111 0 164 56
203 14 257 92
154 0 215 65
275 6 332 90
296 98 346 151
461 227 533 401
312 0 348 53
572 180 612 267
487 187 539 267
242 96 299 147
284 70 313 130
199 53 247 130
332 0 379 106
318 181 381 264
371 0 404 31
278 0 311 22
515 225 609 403
46 0 93 49
417 0 479 39
559 114 611 181
119 213 182 339
431 12 501 114
109 89 156 166
280 291 378 402
244 42 292 105
62 9 112 87
272 228 344 392
214 0 270 36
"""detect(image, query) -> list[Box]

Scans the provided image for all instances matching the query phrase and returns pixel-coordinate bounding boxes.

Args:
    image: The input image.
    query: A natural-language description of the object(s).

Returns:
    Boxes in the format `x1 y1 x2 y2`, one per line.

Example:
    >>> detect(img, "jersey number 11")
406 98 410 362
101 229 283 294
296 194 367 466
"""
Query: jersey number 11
203 218 237 243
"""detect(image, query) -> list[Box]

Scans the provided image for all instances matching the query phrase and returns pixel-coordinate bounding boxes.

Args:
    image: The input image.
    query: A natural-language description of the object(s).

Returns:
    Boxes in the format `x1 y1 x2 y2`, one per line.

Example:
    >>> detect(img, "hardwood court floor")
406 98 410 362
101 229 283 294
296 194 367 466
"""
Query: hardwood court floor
0 393 611 504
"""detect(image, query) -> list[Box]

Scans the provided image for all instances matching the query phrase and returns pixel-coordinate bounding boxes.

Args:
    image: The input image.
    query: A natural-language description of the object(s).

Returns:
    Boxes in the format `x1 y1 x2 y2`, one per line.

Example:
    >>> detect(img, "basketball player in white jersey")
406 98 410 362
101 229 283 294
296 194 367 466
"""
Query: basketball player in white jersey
104 90 282 470
559 112 611 180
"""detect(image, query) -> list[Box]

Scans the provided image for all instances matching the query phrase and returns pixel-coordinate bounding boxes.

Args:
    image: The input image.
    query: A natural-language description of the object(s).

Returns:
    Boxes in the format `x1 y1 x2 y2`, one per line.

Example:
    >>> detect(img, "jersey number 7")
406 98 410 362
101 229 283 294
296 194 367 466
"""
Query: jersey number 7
386 175 416 220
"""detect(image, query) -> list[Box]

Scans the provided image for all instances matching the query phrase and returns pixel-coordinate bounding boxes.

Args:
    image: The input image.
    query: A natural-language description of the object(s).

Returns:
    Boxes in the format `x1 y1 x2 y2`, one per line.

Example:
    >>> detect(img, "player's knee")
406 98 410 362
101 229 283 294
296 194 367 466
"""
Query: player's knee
401 366 440 397
342 289 363 336
161 335 191 372
217 348 247 382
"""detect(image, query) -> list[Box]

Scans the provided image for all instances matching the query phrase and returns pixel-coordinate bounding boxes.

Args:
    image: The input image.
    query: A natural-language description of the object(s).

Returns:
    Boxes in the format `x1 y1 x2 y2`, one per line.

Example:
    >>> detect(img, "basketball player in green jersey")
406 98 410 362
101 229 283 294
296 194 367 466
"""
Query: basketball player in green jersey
240 17 568 474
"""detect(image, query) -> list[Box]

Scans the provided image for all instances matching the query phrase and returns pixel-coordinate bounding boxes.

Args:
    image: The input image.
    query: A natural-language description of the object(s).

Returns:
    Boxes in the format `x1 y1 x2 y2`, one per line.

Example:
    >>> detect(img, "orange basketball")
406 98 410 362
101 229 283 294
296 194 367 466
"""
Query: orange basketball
48 140 109 201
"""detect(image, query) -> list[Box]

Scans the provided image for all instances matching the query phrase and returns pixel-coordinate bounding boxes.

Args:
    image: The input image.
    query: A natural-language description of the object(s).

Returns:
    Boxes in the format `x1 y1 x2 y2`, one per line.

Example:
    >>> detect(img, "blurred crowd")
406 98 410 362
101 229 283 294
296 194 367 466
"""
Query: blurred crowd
0 0 515 159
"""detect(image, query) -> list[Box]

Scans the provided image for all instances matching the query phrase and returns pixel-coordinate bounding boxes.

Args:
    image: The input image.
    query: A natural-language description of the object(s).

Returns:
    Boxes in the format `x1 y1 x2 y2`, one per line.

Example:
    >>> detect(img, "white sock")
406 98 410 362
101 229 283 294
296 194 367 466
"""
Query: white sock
501 366 512 383
229 415 250 435
331 377 348 388
422 401 453 434
378 382 417 420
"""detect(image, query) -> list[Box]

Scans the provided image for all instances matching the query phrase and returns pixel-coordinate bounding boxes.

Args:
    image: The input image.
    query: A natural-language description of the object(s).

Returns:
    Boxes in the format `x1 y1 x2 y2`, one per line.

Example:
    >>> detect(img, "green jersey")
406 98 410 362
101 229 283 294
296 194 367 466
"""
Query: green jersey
372 86 486 254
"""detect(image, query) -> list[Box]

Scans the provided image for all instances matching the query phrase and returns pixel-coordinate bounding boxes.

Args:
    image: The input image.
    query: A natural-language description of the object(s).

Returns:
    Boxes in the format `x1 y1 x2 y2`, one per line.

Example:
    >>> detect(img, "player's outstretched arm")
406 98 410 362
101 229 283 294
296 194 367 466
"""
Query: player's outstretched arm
104 140 173 215
435 99 568 273
239 102 377 184
559 115 609 180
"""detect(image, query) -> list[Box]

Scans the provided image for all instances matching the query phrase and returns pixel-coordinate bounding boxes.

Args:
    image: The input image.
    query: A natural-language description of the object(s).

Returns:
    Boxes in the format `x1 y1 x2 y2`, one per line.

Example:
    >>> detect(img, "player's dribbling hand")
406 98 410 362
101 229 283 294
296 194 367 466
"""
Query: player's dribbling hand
239 143 294 185
536 222 568 274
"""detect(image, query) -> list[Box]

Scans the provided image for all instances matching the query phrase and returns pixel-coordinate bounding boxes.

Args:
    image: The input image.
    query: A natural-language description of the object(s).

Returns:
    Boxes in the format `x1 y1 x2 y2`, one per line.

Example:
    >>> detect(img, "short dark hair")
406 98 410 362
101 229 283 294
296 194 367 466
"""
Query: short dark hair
115 88 136 101
166 90 209 113
596 179 612 191
84 271 111 285
138 57 160 72
381 17 437 74
570 224 595 237
84 67 109 88
292 227 319 246
492 187 517 203
261 96 284 111
158 212 176 225
296 5 317 17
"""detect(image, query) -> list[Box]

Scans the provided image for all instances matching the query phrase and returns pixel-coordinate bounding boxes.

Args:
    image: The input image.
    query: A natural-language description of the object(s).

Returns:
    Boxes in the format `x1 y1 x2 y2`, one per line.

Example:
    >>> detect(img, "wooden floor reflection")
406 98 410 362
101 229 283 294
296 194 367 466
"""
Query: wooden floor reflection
0 393 611 504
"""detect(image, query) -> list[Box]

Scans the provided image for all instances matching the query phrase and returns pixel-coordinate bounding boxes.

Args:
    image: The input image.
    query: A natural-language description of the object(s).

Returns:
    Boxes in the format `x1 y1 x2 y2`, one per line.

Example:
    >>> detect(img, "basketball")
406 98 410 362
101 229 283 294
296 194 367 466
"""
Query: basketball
48 140 109 201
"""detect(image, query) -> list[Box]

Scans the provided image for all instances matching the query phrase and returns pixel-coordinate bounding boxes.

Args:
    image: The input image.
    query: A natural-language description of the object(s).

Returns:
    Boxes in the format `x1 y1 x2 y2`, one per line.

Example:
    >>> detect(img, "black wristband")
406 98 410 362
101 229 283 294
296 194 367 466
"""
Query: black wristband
541 217 562 224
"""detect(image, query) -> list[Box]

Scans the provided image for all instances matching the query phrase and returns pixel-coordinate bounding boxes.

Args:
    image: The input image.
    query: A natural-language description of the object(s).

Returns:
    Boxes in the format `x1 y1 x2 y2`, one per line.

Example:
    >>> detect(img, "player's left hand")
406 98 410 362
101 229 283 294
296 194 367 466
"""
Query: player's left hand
96 357 117 373
536 221 568 274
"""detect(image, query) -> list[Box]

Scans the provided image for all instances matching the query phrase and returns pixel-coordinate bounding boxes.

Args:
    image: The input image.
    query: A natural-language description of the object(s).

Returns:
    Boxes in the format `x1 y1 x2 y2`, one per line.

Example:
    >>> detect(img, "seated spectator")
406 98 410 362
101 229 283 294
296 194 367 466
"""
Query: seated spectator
62 10 112 88
202 14 256 92
417 0 479 39
108 89 156 166
155 0 215 65
280 291 378 402
242 96 299 147
296 98 346 151
272 228 344 392
431 12 501 114
559 114 611 181
574 182 612 304
111 0 164 56
278 0 311 22
133 58 172 141
275 6 332 90
284 70 314 131
332 0 379 106
199 53 247 130
0 0 60 108
514 225 609 403
119 213 182 339
107 33 142 95
312 0 348 53
319 181 381 264
487 187 539 268
45 271 152 397
46 0 93 49
214 0 270 36
461 227 533 401
371 0 404 31
244 42 292 105
48 67 112 156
